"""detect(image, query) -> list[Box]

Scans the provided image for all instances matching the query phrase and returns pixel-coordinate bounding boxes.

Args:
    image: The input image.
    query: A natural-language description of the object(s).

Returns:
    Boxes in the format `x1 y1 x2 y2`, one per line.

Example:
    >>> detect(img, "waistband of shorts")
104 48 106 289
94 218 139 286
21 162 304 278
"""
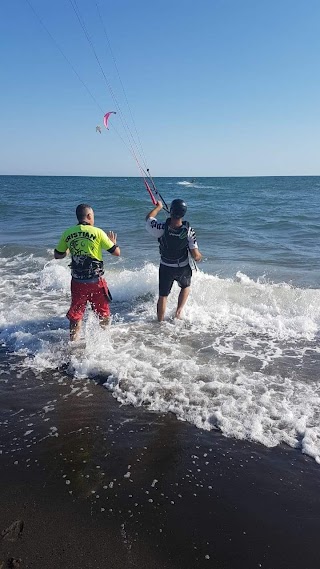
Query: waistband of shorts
160 259 190 268
71 276 102 284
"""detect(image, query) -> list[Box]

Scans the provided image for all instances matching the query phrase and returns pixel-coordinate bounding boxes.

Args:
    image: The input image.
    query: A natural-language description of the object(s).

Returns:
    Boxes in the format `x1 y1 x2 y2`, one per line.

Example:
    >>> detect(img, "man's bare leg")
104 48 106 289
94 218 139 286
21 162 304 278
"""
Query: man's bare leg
175 287 190 319
157 296 167 322
69 319 82 341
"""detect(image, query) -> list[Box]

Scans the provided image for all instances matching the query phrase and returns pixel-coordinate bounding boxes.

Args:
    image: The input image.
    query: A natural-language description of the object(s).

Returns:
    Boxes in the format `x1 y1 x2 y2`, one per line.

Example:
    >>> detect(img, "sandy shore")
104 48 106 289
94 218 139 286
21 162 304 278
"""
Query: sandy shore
1 361 320 568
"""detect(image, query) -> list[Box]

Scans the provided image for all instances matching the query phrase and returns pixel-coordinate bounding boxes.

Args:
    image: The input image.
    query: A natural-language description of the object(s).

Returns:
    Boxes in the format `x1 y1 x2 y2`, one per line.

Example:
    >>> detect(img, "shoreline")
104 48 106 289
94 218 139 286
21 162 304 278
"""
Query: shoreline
1 366 320 568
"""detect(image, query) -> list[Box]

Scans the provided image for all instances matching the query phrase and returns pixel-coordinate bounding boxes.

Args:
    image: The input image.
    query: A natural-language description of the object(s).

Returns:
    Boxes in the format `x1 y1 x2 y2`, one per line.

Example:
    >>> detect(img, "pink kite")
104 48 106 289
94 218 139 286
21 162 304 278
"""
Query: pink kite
103 111 116 129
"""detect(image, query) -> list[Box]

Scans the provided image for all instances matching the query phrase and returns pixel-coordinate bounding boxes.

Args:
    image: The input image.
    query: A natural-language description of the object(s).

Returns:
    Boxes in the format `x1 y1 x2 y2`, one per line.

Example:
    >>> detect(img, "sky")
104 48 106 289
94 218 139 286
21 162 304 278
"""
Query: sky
1 0 320 177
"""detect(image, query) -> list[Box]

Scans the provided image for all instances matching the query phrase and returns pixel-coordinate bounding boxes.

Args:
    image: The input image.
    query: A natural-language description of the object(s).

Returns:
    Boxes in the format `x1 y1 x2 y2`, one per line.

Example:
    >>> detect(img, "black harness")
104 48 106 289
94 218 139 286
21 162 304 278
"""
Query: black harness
70 256 104 280
158 219 189 265
70 220 104 280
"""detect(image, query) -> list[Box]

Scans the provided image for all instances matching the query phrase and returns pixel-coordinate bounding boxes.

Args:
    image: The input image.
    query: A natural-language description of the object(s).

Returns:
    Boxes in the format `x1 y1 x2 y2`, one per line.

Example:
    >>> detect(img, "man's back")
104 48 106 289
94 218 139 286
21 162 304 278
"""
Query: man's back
56 223 113 261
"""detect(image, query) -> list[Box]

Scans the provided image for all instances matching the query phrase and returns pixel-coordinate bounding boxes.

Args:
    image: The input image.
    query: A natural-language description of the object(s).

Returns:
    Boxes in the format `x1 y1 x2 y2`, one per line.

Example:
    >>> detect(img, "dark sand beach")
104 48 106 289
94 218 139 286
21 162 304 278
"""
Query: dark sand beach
1 353 320 569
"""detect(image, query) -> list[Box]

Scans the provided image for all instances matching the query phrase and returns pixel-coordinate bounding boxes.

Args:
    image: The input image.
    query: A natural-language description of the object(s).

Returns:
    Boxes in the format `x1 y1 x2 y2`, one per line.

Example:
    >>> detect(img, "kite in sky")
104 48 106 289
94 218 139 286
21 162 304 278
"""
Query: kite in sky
103 111 116 129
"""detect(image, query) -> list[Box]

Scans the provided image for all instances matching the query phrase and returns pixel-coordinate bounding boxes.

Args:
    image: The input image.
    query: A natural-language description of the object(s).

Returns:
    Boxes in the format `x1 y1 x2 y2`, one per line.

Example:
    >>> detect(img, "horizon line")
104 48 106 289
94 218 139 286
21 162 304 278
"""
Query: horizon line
1 174 320 179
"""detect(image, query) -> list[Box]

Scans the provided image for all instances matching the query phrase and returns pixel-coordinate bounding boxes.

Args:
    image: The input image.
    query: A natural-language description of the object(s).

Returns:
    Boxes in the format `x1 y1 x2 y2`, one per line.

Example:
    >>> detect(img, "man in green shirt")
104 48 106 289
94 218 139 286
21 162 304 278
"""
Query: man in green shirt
54 203 120 340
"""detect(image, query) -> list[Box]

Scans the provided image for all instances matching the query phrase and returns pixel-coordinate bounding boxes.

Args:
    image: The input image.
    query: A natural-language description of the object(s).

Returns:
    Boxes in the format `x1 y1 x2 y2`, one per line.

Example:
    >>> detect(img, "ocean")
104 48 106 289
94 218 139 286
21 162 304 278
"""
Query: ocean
1 175 320 463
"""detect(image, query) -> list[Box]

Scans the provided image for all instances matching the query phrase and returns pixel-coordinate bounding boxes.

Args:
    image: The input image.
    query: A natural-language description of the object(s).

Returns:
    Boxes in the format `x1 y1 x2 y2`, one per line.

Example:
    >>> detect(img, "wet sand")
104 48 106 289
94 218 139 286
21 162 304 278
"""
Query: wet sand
1 360 320 568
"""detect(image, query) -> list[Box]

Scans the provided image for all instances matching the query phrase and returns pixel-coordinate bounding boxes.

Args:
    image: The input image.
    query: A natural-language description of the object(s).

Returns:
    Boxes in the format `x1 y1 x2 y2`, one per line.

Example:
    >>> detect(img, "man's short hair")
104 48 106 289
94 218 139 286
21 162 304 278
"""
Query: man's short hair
76 203 92 222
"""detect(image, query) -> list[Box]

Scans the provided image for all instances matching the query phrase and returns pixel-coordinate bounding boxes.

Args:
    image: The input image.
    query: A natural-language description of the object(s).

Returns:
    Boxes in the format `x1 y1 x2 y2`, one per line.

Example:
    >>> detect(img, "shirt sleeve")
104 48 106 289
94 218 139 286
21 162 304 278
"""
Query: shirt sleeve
187 226 198 250
55 232 68 253
100 229 117 251
146 217 165 239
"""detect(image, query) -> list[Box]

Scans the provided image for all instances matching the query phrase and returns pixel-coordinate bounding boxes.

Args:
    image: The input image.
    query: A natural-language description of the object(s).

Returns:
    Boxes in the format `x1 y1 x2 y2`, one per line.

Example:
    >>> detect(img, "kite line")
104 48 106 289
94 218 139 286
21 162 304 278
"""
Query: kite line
24 0 170 212
68 0 170 211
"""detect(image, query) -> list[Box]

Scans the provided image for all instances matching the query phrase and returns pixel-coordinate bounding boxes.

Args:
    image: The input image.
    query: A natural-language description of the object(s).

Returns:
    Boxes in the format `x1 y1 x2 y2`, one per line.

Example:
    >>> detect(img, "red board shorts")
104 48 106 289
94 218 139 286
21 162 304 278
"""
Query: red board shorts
67 278 111 322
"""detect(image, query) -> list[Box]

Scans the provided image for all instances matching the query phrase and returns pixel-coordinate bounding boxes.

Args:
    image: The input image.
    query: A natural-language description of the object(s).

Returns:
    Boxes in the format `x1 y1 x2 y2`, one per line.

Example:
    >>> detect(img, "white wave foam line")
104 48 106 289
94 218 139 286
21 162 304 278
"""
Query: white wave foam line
0 259 158 353
109 364 320 463
1 256 320 357
40 260 71 293
40 261 159 302
107 263 158 302
43 320 320 464
186 270 320 342
176 181 224 189
5 252 320 333
3 254 320 462
0 253 47 272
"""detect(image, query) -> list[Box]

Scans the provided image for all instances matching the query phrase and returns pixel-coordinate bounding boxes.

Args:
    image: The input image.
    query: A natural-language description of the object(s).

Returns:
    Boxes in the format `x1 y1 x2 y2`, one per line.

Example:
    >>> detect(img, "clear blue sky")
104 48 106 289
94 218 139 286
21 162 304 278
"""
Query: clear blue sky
1 0 320 176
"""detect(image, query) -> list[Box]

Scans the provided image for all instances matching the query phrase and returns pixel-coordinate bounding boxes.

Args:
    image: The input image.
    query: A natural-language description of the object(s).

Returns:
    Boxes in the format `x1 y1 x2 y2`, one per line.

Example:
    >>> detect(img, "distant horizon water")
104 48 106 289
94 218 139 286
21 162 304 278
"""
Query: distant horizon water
1 173 320 178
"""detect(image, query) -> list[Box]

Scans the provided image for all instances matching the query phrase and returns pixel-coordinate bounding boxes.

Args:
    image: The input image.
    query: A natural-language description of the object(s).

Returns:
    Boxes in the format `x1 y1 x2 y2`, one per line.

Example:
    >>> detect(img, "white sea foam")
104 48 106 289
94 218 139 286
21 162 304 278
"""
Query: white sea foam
1 253 320 462
176 180 224 189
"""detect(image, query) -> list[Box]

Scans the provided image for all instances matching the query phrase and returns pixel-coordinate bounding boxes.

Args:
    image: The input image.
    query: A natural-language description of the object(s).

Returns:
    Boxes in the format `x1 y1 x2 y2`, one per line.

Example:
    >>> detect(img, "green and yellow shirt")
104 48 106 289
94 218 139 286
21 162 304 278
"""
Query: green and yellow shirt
55 224 115 280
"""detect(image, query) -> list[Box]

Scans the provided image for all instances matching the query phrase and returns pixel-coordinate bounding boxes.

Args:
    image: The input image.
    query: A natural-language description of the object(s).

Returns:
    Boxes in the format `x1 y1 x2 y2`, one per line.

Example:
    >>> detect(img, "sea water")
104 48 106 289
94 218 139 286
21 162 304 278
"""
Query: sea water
1 175 320 461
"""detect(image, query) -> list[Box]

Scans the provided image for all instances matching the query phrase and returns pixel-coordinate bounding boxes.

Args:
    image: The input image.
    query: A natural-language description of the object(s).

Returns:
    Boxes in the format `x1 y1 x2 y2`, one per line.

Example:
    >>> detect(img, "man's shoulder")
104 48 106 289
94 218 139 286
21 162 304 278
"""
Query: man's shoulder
148 217 165 230
94 226 111 240
91 225 103 234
